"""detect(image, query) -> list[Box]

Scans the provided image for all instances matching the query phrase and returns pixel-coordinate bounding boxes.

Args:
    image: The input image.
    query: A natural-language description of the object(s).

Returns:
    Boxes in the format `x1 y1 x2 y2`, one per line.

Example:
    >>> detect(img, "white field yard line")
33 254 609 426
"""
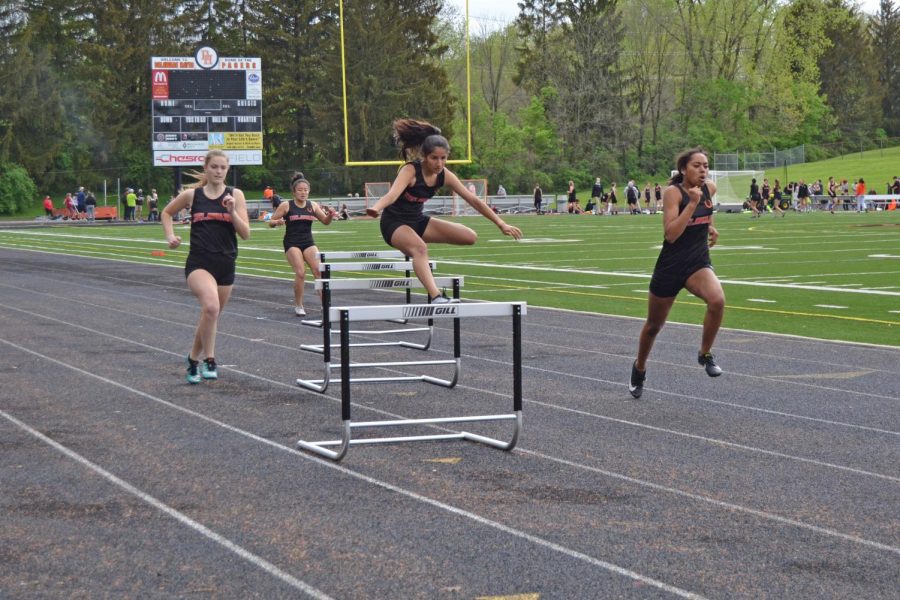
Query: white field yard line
438 259 900 297
3 231 899 296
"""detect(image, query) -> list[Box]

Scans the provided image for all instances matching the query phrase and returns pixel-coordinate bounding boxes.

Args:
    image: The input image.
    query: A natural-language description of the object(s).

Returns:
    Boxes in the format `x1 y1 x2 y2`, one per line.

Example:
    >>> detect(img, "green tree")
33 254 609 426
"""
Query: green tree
871 0 900 134
818 0 883 140
515 0 563 94
0 162 38 214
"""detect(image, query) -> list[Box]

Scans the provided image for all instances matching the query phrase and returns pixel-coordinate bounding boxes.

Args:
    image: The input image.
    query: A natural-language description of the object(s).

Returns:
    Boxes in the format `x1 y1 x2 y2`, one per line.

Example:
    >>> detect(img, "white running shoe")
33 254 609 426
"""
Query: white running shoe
294 305 306 317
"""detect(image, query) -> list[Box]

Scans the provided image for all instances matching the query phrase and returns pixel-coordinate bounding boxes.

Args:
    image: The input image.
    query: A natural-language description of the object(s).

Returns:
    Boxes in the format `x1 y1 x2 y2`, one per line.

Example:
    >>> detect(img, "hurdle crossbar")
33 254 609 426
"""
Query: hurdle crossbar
296 277 462 392
296 301 526 461
317 250 406 261
301 260 437 328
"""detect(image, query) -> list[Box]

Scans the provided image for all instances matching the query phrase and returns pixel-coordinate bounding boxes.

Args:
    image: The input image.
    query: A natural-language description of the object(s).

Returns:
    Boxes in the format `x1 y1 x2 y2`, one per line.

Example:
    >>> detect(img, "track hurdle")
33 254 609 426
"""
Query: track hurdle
296 301 526 461
300 275 463 352
296 276 462 392
300 255 437 328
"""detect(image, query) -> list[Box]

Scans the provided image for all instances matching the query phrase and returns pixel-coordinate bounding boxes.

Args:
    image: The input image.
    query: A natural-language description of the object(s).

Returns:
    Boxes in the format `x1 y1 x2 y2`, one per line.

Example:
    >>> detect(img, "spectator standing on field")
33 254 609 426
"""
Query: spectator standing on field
591 178 603 214
855 178 867 212
125 188 137 221
76 187 86 214
85 189 97 221
533 183 543 214
64 192 78 220
625 180 640 215
135 189 145 221
148 189 159 221
43 195 53 217
607 182 618 215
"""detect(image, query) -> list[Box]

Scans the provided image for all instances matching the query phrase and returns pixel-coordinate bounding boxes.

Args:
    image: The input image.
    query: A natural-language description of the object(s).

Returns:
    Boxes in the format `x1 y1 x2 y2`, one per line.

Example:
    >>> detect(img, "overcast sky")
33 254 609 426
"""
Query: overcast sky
447 0 886 31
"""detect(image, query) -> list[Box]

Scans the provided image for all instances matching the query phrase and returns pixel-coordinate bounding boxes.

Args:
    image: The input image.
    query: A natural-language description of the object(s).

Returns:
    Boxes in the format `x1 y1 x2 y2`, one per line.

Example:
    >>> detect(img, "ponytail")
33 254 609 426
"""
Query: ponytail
290 171 310 191
185 150 229 189
392 118 450 162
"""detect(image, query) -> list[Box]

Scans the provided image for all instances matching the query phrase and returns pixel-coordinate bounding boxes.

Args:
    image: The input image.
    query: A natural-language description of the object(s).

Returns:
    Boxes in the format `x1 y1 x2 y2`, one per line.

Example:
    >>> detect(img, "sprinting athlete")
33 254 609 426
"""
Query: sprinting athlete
629 148 725 398
161 149 251 384
268 172 333 316
366 118 522 303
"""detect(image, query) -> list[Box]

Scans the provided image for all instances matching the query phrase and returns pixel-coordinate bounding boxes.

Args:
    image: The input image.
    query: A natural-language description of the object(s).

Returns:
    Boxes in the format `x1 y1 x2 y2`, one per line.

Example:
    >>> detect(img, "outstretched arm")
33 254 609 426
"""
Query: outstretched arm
311 201 334 225
366 164 416 218
444 170 523 239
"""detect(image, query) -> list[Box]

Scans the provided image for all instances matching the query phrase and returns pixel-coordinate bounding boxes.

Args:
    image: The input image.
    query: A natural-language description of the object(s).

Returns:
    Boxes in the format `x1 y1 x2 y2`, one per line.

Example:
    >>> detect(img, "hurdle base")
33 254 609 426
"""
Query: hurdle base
300 326 433 354
296 358 460 393
296 412 522 462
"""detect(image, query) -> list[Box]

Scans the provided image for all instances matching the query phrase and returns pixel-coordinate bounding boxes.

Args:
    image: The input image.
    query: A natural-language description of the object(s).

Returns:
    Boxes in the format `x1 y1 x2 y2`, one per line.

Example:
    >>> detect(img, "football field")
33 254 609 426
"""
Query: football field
0 210 897 347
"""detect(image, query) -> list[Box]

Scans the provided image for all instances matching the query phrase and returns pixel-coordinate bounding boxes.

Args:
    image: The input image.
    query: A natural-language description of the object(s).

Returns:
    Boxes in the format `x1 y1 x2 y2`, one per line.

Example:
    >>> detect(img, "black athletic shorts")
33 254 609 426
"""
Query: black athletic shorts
185 249 236 286
380 213 431 245
283 238 316 253
649 263 712 298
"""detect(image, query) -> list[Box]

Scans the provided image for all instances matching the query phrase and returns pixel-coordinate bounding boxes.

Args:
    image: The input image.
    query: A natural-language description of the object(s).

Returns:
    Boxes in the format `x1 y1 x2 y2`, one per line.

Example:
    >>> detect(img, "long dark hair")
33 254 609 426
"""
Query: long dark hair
392 118 450 162
668 147 706 185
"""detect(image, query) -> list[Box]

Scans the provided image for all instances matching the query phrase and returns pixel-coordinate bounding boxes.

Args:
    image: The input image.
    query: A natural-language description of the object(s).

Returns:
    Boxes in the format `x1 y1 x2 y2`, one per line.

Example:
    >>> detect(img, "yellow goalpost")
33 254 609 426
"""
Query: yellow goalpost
338 0 473 166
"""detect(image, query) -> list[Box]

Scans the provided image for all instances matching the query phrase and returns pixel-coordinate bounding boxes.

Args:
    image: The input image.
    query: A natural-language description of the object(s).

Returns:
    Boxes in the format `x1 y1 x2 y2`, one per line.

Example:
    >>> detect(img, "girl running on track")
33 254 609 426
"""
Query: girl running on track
628 148 725 399
161 150 251 384
366 118 523 303
267 172 333 316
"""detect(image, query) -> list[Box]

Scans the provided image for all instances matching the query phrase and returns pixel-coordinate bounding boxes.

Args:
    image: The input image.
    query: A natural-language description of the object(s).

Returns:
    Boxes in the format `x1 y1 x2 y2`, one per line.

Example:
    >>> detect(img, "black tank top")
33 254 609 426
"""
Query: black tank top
657 184 713 266
284 200 316 245
190 186 237 256
383 162 445 220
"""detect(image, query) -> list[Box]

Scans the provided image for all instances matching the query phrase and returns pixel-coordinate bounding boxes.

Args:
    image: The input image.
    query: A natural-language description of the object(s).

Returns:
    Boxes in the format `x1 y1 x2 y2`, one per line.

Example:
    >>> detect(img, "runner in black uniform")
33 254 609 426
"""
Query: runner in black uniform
162 150 251 384
268 172 333 316
628 148 725 398
366 118 522 303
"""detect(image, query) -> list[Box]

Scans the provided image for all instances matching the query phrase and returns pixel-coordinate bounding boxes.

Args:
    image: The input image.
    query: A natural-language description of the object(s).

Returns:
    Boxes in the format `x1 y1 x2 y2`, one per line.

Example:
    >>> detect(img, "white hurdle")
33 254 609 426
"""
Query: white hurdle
296 276 463 392
296 301 526 461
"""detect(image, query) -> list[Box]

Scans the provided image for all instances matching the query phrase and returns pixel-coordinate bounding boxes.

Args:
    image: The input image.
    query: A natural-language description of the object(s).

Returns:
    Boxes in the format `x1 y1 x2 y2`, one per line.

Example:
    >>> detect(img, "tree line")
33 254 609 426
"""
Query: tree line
0 0 897 213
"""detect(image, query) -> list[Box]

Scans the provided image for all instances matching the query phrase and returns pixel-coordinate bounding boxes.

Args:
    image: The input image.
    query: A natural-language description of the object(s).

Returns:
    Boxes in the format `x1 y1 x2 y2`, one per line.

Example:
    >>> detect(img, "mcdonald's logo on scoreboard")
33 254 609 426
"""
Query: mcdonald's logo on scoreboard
152 70 169 99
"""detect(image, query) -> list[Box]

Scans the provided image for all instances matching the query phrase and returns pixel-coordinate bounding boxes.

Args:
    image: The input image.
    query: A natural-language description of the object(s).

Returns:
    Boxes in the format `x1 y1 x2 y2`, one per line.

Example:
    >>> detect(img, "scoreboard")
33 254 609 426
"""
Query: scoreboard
151 47 262 166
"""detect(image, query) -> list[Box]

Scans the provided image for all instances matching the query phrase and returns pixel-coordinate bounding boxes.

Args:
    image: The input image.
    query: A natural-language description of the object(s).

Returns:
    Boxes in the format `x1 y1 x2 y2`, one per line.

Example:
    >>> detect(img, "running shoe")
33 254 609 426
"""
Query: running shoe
200 357 218 380
185 355 201 384
628 361 646 398
294 305 306 317
698 352 723 377
429 294 459 305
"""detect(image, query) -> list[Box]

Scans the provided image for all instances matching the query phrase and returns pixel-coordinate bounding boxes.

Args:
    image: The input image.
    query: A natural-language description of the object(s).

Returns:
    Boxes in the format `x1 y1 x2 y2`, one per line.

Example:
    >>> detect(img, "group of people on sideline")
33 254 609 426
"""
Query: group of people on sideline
43 187 97 221
747 175 900 217
532 178 665 215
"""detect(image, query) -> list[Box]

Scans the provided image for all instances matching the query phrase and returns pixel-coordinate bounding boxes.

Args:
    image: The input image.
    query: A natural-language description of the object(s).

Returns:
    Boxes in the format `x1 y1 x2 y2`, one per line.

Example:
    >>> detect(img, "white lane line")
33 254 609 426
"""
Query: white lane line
3 241 899 297
747 298 777 303
815 304 849 309
0 339 708 600
2 309 899 559
435 260 900 297
0 409 335 600
4 277 898 423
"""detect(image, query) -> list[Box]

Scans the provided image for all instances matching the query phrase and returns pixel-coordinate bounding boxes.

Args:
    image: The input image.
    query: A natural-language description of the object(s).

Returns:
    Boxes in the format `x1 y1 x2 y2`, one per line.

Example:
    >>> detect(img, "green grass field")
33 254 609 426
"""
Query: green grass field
1 210 898 346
